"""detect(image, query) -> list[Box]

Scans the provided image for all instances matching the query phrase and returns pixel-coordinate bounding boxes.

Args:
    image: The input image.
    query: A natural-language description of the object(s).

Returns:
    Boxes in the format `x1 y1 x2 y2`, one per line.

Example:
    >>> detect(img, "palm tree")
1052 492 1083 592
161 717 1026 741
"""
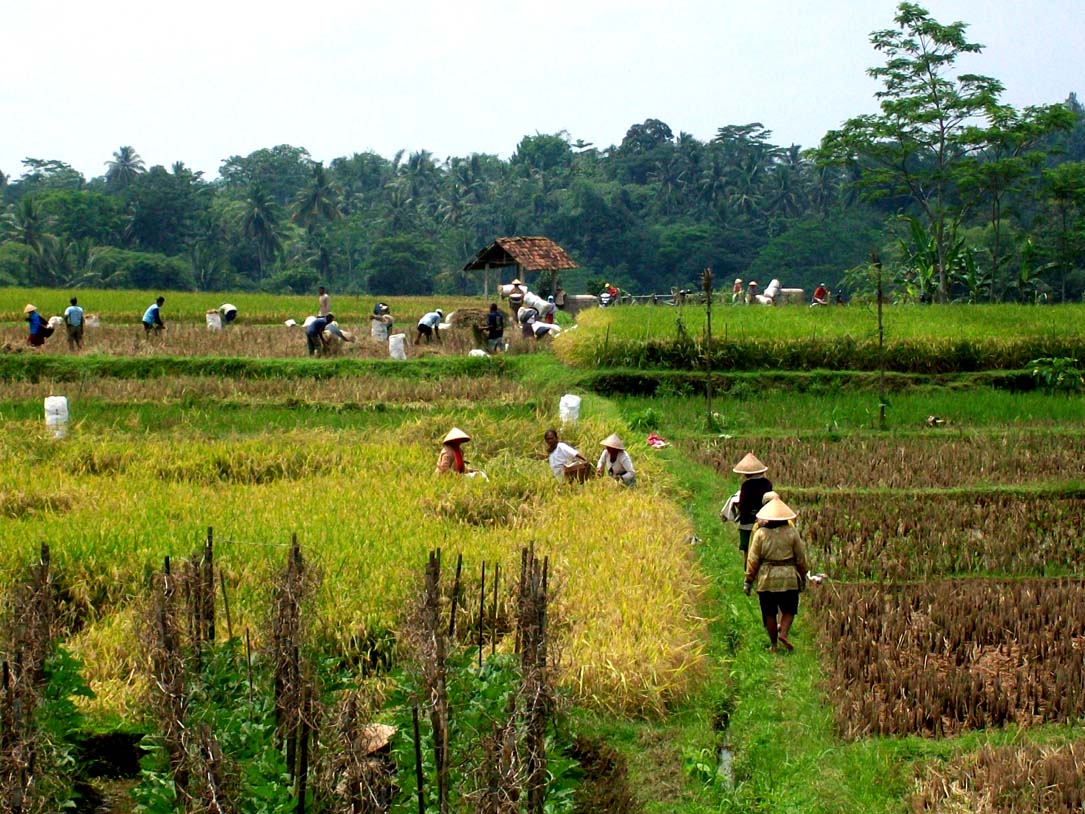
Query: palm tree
240 184 283 280
105 146 145 191
292 163 341 232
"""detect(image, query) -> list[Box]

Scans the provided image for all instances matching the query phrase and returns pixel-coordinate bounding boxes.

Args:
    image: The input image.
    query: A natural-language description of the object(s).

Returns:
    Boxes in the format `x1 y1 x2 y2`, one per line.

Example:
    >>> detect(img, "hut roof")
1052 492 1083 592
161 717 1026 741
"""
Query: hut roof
462 236 578 272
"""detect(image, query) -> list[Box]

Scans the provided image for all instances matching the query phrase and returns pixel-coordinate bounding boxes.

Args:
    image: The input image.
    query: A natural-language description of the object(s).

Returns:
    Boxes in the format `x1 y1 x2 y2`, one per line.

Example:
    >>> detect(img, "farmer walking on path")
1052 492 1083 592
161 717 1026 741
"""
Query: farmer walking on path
744 497 809 653
733 453 773 569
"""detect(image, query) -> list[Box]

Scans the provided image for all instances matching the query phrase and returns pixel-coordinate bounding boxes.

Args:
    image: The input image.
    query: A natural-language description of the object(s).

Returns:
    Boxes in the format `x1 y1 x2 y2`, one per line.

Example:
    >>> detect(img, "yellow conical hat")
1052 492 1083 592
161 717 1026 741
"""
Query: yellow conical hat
732 452 767 475
756 497 796 522
442 427 470 444
600 433 625 450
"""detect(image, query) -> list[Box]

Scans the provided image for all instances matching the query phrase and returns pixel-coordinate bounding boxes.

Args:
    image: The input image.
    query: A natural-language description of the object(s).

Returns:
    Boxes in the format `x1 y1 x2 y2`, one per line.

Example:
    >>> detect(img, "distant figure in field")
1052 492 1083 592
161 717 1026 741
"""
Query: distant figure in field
744 280 758 305
305 312 333 356
63 297 84 350
732 278 744 305
486 303 505 353
518 305 539 337
436 427 477 475
507 279 526 312
744 497 809 653
318 286 330 317
143 297 166 334
544 428 589 482
25 304 50 347
597 433 635 486
531 321 561 340
733 452 773 569
219 303 238 324
415 309 443 344
811 283 829 307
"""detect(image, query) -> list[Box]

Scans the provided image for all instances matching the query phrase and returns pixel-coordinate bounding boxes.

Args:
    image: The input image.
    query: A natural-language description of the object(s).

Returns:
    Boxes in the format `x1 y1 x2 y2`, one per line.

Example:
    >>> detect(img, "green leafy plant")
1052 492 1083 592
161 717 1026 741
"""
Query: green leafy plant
1029 356 1083 393
628 406 662 431
682 745 722 787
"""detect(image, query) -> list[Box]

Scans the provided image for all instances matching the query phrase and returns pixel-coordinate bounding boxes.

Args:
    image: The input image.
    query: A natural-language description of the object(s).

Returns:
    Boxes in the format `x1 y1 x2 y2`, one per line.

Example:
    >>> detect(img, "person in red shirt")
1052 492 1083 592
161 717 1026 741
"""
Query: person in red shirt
811 283 830 306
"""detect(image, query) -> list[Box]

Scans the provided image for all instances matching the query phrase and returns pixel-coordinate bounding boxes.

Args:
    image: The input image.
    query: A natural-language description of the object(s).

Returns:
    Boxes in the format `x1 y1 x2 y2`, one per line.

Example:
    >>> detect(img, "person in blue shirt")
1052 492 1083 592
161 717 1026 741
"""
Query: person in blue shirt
486 303 504 353
142 297 165 334
25 304 50 347
63 297 84 350
415 309 443 345
305 313 334 356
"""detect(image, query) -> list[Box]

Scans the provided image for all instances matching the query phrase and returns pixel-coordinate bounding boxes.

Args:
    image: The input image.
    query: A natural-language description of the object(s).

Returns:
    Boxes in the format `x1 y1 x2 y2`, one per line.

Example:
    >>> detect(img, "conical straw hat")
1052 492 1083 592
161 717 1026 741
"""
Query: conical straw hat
756 497 796 522
442 427 470 444
510 278 523 285
732 452 767 475
600 433 625 450
24 304 37 313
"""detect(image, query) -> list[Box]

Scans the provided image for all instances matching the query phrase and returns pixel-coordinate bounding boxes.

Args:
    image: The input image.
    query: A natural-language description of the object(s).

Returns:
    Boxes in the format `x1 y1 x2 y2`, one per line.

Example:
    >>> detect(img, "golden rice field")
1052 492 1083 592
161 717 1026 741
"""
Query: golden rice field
0 413 705 719
0 372 532 408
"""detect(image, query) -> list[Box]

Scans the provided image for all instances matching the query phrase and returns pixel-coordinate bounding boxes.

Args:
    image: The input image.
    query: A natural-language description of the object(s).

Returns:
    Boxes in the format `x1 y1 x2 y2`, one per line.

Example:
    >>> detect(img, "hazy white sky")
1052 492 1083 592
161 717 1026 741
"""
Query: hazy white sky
2 0 1080 181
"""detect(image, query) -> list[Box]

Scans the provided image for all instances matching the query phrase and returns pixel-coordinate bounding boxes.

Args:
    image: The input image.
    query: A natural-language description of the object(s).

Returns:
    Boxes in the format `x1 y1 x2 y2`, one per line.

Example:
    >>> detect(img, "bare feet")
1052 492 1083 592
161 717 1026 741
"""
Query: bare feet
778 634 794 652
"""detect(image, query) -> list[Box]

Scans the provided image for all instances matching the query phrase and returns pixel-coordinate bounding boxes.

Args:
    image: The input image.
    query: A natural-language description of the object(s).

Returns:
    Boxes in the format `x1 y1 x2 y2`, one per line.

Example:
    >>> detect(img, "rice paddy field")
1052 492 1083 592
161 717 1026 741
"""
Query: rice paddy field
1 289 1084 813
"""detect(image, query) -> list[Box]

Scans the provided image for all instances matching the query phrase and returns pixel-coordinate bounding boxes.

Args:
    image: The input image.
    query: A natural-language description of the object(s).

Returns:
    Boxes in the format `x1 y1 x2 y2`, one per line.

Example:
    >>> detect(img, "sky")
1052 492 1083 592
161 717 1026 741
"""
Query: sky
2 0 1081 182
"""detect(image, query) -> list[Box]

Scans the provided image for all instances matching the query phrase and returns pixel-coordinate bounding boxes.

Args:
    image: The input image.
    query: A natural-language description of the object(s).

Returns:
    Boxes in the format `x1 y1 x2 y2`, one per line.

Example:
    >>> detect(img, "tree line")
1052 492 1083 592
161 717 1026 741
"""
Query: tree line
2 3 1084 303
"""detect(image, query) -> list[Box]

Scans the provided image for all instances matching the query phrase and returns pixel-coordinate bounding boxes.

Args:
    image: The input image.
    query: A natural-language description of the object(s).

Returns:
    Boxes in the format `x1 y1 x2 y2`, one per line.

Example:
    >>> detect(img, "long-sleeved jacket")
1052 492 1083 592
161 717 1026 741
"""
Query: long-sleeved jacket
745 525 808 593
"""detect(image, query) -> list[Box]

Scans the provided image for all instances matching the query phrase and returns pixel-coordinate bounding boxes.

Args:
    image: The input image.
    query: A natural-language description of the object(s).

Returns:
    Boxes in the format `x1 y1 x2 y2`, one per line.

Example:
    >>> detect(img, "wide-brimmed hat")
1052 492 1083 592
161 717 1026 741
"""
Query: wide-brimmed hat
435 309 444 317
732 452 767 475
23 304 37 313
756 497 796 522
442 427 470 444
748 280 758 287
510 278 523 286
600 433 625 450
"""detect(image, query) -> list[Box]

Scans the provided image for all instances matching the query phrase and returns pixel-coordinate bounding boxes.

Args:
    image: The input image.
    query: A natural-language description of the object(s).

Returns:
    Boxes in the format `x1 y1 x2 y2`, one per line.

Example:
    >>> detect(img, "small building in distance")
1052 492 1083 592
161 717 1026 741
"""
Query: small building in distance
463 236 578 300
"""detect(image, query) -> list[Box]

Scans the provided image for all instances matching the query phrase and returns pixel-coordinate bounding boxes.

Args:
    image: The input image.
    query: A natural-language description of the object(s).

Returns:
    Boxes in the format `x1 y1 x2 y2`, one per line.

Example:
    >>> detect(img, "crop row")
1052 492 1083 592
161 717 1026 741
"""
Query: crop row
556 305 1085 372
911 740 1085 813
1 418 703 718
2 321 548 360
0 289 484 324
797 492 1085 580
808 579 1085 738
0 372 530 411
704 432 1085 489
560 333 1085 373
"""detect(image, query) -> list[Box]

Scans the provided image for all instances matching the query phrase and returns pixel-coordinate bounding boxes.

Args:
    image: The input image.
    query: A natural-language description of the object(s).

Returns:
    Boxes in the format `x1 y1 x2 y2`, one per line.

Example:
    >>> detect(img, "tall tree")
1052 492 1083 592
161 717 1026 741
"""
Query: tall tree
220 145 313 205
1037 162 1085 301
291 163 341 232
956 103 1074 297
105 145 146 191
1 197 53 280
817 3 1003 300
239 184 283 280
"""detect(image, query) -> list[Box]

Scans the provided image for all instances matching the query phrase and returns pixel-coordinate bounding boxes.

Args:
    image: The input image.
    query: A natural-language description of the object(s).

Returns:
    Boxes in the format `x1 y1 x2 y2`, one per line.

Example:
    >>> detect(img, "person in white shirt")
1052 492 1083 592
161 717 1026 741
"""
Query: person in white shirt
544 428 587 480
318 286 330 317
415 309 444 344
597 433 635 486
